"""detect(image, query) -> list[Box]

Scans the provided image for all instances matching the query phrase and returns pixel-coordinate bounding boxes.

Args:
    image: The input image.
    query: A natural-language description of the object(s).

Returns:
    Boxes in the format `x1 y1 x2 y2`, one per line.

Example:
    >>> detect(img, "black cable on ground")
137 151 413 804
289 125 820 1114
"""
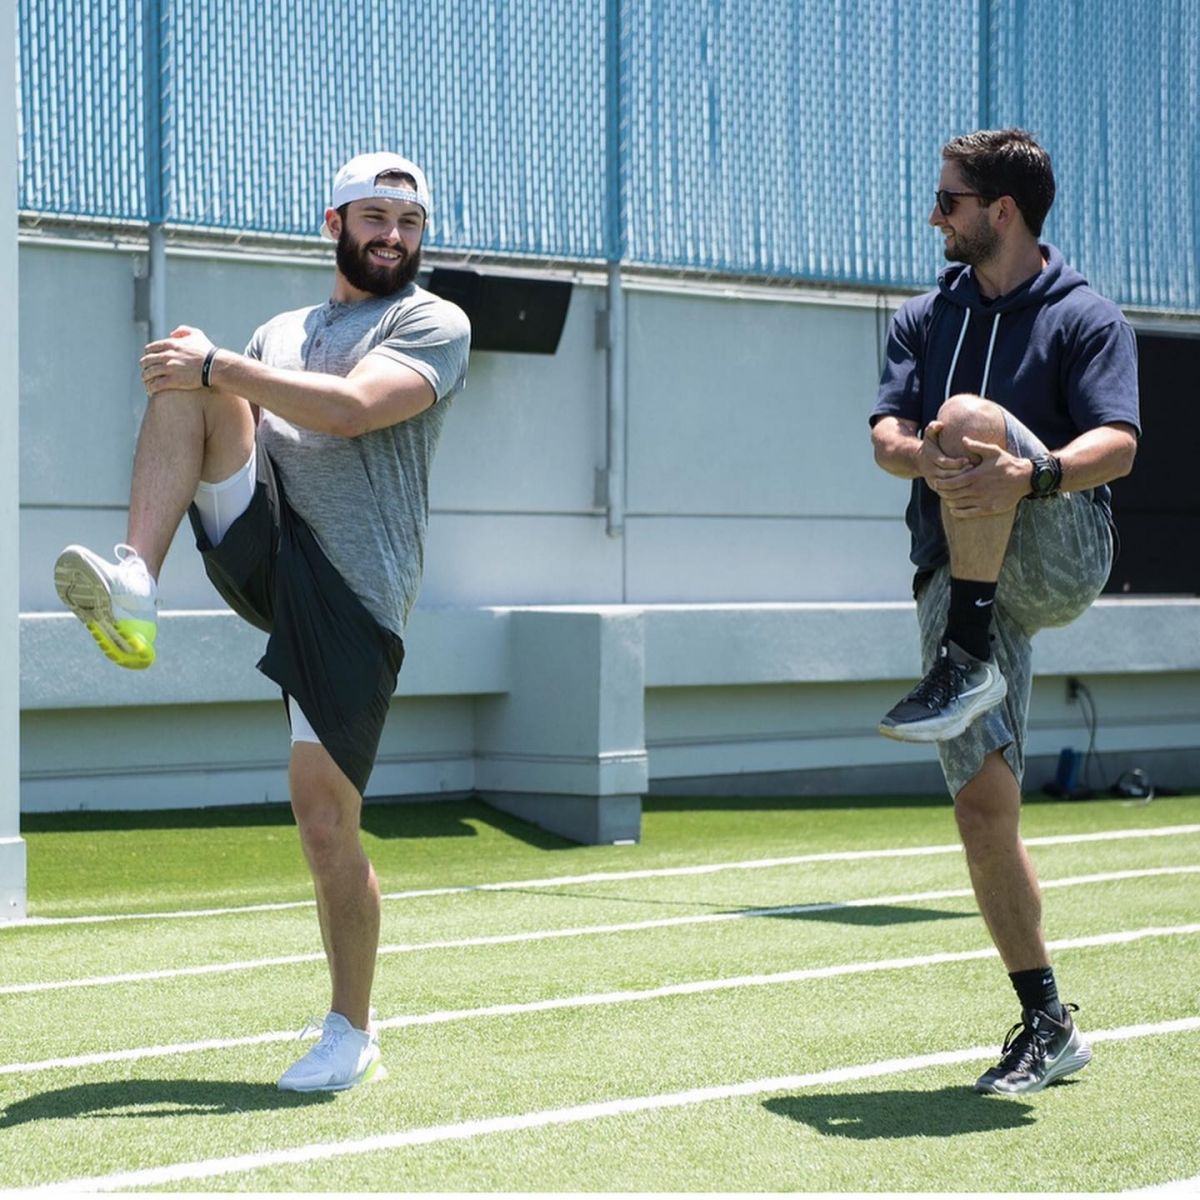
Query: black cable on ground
1043 679 1175 802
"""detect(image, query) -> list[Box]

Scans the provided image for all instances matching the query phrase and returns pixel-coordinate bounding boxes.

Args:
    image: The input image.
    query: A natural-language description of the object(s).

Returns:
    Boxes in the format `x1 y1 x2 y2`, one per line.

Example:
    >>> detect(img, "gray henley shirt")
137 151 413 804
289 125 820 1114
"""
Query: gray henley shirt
247 283 470 636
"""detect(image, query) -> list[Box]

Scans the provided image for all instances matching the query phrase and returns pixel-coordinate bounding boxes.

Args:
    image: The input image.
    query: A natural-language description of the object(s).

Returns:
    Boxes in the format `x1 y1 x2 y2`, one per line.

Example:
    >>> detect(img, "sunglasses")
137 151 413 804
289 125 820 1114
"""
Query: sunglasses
935 189 994 216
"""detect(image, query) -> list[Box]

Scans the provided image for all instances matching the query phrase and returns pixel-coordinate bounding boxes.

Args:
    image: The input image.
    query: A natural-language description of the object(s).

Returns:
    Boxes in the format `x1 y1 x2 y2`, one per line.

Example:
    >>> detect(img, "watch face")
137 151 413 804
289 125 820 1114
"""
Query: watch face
1033 465 1055 494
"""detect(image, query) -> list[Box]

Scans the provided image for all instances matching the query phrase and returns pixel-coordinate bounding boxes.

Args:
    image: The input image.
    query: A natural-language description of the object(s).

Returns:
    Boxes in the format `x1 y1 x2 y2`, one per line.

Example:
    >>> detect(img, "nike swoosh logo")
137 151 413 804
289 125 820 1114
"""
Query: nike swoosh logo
974 598 994 608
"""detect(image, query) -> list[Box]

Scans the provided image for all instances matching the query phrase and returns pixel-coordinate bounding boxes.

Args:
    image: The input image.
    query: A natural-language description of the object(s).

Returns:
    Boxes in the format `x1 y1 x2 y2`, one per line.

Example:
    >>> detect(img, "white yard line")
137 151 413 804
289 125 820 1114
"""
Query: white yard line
9 822 1200 930
1125 1174 1200 1196
28 1016 1200 1194
6 864 1198 997
4 921 1198 1077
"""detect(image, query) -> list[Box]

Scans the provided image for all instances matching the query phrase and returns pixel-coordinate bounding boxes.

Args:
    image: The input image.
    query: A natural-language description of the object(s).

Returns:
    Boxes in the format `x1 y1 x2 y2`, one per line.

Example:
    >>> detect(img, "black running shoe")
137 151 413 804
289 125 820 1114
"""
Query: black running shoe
878 639 1006 743
975 1004 1093 1095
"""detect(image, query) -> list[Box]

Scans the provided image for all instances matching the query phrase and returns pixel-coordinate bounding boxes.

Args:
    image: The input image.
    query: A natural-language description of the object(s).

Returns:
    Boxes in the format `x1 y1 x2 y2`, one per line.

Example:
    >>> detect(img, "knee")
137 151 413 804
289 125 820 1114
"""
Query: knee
953 780 1018 853
294 803 354 873
936 393 1007 459
953 789 993 849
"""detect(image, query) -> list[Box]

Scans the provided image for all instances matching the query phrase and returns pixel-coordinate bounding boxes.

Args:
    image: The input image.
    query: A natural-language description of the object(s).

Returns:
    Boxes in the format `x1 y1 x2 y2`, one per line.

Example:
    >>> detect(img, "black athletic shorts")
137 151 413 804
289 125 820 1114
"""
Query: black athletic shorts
187 438 405 795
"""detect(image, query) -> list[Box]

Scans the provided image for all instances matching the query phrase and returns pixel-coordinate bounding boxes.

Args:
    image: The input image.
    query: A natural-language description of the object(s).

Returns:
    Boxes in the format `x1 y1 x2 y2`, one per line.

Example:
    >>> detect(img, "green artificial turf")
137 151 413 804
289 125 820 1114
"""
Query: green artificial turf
3 792 1199 1192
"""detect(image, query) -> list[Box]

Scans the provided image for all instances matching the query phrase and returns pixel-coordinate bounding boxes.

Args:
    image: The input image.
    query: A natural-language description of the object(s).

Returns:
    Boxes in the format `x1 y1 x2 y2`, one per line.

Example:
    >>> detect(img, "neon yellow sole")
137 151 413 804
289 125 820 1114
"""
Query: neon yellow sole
84 619 156 670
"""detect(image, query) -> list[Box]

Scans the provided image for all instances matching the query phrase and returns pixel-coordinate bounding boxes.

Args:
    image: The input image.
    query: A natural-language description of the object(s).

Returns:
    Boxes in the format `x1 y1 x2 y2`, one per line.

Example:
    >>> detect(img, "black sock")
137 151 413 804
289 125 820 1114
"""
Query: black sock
1009 967 1063 1020
946 577 997 661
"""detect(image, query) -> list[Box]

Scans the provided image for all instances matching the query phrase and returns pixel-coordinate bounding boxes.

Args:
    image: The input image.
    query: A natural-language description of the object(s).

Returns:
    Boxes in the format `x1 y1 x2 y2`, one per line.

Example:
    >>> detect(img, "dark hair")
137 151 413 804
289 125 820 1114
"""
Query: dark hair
336 171 421 227
942 128 1055 236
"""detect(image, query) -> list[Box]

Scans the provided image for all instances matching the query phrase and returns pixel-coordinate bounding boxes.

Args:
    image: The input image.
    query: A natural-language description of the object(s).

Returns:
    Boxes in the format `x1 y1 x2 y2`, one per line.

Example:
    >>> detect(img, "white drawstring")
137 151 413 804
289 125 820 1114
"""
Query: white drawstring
945 309 970 401
979 312 1001 399
943 308 1002 400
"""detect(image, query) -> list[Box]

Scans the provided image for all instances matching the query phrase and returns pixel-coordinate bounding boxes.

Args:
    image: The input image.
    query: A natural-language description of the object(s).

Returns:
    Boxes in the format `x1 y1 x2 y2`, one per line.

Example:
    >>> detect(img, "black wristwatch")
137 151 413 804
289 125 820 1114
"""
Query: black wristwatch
1027 453 1063 499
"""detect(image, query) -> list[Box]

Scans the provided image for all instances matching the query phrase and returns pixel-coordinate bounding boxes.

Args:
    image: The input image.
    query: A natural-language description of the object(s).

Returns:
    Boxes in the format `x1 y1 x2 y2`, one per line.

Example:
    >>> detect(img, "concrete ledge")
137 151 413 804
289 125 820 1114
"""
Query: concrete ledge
22 598 1200 711
1035 598 1200 674
642 598 1200 687
20 606 513 709
18 599 1200 842
648 746 1200 801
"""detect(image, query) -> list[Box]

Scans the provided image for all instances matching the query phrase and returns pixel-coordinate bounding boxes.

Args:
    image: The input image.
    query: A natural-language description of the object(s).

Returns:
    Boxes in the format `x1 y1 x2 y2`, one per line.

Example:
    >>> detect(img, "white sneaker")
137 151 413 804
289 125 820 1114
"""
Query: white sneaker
54 543 158 669
277 1012 386 1093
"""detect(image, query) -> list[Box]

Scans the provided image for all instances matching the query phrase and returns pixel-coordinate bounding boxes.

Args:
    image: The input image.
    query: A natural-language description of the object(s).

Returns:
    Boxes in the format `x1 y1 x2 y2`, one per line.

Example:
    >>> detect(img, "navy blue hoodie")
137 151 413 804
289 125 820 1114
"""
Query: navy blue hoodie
871 244 1141 571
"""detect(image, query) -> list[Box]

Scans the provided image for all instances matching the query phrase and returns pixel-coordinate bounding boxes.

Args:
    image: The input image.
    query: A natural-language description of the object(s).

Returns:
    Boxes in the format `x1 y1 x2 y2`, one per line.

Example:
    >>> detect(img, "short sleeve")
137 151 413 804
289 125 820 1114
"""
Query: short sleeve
870 299 926 428
1066 318 1141 437
369 297 471 403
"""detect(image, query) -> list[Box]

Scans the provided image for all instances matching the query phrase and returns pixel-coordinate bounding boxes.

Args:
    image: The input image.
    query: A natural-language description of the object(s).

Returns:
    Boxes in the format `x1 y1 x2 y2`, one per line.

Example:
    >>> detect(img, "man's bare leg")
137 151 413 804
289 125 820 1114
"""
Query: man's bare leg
879 394 1015 742
127 389 257 578
961 750 1092 1095
288 741 380 1031
55 388 255 668
934 393 1017 583
954 749 1048 971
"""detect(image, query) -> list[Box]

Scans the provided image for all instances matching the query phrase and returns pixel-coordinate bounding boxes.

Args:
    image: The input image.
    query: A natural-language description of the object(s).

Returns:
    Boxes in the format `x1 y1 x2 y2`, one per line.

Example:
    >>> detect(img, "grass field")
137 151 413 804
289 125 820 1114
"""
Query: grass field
2 791 1199 1193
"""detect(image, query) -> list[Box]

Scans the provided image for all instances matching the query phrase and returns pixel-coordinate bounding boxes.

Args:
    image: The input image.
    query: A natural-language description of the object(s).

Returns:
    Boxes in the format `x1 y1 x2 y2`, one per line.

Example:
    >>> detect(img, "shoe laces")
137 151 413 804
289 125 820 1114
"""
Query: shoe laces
295 1015 345 1061
114 542 154 584
296 1015 323 1040
994 1019 1048 1076
994 1003 1076 1074
904 647 967 709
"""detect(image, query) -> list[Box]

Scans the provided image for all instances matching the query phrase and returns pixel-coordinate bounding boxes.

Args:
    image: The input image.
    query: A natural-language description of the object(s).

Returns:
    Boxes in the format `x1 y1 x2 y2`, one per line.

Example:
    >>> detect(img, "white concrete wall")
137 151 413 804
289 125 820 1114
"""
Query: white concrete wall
18 243 915 615
16 237 1200 837
1 0 24 918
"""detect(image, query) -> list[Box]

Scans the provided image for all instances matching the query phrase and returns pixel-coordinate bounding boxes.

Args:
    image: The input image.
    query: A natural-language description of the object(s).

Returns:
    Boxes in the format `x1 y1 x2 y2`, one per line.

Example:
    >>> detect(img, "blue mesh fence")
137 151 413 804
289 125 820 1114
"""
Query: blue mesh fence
18 0 147 222
623 0 978 286
165 0 607 257
988 0 1200 311
15 0 1200 308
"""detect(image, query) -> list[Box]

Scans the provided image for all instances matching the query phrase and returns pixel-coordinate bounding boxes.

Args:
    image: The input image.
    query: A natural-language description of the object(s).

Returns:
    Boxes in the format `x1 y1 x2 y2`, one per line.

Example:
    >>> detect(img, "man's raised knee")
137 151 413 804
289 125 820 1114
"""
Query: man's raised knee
936 393 1008 460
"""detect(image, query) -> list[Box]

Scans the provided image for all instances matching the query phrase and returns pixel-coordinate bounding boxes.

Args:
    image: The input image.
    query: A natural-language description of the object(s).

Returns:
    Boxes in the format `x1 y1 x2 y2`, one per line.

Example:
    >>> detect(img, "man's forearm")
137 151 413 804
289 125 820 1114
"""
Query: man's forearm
1054 424 1138 493
871 418 924 479
209 353 367 437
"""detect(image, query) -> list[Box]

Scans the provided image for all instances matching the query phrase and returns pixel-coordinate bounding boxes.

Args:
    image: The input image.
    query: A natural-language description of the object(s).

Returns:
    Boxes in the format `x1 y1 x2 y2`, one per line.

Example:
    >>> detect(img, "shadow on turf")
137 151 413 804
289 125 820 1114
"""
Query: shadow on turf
768 904 974 926
763 1086 1036 1138
23 797 573 851
0 1078 333 1128
500 889 975 926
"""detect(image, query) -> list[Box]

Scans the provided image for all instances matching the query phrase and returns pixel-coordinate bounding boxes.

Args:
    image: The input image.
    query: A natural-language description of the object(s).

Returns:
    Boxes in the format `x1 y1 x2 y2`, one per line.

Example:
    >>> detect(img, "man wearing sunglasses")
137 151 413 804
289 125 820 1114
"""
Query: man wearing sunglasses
869 129 1140 1095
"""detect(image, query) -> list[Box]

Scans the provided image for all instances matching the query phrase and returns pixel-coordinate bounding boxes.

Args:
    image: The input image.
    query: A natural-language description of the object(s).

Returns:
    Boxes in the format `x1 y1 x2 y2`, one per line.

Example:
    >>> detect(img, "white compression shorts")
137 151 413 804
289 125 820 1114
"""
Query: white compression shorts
193 451 320 746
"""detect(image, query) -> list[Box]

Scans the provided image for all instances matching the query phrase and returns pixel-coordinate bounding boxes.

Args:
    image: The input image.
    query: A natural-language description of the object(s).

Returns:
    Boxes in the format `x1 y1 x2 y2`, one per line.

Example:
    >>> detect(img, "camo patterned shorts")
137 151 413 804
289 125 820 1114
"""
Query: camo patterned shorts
915 411 1113 798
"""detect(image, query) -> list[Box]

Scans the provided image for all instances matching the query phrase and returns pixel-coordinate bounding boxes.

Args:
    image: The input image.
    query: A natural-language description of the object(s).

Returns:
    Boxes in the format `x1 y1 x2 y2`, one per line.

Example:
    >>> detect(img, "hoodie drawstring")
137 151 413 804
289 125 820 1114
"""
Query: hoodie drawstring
979 312 1001 400
944 309 1002 402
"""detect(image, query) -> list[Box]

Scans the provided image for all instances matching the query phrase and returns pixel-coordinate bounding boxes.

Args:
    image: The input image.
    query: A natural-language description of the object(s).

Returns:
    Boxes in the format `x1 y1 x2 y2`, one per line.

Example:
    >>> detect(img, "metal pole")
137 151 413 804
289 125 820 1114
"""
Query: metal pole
147 224 167 342
604 262 626 538
603 0 626 538
143 0 167 341
0 0 25 921
977 0 992 130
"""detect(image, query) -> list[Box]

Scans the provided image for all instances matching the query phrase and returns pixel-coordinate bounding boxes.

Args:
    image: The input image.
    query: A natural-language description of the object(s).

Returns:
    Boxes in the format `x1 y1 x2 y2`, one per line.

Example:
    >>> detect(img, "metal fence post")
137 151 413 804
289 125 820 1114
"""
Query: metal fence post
143 0 169 342
603 0 628 540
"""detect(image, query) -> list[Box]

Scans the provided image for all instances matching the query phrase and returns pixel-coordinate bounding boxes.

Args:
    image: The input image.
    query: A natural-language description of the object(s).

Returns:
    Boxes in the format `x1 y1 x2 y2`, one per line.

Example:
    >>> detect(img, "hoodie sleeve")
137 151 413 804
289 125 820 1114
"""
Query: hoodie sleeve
1065 318 1141 437
869 298 926 427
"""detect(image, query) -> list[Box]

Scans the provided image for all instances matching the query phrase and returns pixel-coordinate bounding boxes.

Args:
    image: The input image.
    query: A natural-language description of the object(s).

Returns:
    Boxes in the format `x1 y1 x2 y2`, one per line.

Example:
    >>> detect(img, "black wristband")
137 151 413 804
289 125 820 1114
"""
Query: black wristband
201 347 219 388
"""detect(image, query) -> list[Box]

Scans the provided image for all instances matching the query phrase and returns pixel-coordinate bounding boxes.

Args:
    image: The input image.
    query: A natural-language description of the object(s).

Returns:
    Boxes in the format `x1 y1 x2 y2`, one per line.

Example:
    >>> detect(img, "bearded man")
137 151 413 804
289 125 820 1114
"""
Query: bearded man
54 153 471 1092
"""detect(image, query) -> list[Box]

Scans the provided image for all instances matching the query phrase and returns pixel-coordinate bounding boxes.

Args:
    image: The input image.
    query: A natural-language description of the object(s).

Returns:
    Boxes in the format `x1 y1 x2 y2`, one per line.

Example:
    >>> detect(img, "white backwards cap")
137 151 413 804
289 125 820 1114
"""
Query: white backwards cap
320 152 431 240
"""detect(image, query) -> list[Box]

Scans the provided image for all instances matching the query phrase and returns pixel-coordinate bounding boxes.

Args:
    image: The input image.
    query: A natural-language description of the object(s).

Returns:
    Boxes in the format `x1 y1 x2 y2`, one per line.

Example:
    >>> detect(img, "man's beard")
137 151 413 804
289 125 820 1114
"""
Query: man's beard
943 217 1000 267
336 229 422 296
